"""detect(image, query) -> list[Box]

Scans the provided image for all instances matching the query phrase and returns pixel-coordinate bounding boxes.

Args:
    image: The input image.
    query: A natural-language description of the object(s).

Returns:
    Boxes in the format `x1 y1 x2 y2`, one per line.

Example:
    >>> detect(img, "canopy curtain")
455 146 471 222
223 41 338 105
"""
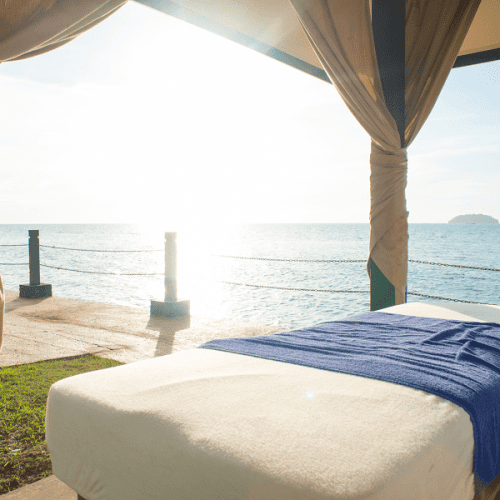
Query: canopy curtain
289 0 482 305
0 0 128 62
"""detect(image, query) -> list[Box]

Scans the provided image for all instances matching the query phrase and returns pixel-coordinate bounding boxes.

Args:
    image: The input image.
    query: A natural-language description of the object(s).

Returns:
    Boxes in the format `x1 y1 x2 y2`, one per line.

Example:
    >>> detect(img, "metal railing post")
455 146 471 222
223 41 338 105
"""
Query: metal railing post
151 232 190 317
20 230 52 299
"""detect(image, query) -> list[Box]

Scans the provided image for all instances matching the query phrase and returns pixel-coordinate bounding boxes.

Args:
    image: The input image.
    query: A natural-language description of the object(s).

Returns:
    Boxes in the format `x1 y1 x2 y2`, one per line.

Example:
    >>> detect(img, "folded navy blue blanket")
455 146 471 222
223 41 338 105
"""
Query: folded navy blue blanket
201 312 500 495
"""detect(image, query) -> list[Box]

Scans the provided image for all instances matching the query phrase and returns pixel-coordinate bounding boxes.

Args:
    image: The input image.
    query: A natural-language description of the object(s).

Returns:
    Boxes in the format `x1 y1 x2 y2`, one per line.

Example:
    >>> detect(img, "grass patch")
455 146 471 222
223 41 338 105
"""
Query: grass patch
0 354 123 494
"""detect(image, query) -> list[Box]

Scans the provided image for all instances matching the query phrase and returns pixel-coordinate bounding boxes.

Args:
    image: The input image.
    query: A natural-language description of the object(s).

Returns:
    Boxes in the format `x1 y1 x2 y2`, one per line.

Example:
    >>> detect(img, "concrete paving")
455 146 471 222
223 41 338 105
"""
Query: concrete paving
0 289 285 499
1 476 74 500
0 290 285 366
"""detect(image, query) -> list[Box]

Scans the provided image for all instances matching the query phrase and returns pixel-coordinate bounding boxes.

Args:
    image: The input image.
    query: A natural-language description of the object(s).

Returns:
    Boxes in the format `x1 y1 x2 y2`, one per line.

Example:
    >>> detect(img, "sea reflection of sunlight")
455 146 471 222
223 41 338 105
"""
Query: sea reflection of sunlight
178 226 233 319
137 221 233 319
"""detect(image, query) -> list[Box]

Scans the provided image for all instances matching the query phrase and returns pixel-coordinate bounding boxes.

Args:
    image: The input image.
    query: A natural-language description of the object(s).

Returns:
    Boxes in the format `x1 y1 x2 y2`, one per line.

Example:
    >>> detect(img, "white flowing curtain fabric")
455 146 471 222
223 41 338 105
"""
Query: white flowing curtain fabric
0 0 127 350
0 0 127 63
289 0 482 305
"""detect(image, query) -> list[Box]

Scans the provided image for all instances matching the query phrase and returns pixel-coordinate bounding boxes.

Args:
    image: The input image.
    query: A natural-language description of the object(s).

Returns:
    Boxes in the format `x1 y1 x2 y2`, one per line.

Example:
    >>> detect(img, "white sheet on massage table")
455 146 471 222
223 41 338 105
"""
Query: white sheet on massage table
46 302 500 500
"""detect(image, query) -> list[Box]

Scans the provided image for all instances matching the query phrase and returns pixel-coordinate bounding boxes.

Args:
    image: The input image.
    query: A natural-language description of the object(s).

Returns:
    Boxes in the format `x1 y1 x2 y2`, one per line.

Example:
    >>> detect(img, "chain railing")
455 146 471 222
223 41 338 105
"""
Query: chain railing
38 245 165 275
408 259 499 272
0 231 189 313
39 264 164 276
38 243 164 275
216 280 369 294
1 232 498 305
40 245 162 253
212 254 366 263
214 283 492 305
213 254 500 271
406 292 489 305
0 243 29 266
212 254 499 304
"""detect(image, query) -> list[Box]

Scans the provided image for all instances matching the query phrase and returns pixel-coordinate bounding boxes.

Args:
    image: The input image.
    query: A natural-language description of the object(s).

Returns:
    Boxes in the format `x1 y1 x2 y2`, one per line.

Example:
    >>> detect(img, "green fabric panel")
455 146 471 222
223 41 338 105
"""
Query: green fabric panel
370 259 395 311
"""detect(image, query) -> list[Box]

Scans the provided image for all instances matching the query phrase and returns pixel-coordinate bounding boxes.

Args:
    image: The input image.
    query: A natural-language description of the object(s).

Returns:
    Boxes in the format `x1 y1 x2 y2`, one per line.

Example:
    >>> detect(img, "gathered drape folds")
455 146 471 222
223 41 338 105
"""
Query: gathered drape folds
405 0 483 145
291 0 400 152
0 0 128 63
369 142 408 304
289 0 482 305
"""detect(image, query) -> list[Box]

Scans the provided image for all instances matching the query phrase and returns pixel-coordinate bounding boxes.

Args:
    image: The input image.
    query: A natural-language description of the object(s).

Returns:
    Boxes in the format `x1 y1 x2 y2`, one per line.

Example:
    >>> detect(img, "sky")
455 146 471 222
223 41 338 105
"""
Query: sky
0 1 498 227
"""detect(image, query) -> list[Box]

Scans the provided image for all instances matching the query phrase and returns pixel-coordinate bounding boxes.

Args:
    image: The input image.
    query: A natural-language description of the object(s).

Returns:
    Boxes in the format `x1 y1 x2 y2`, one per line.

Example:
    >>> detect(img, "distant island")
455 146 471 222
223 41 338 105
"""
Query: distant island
448 214 499 224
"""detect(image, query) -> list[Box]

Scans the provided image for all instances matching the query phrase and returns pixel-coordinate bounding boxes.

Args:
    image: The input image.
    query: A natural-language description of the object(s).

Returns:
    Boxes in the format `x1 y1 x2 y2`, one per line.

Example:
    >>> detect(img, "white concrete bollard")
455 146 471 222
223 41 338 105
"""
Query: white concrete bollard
164 232 177 302
151 232 190 317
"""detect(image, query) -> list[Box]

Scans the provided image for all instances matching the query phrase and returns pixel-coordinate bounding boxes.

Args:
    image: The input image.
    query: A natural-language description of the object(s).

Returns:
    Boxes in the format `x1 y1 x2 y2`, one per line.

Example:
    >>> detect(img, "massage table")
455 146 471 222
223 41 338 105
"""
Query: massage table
45 302 500 500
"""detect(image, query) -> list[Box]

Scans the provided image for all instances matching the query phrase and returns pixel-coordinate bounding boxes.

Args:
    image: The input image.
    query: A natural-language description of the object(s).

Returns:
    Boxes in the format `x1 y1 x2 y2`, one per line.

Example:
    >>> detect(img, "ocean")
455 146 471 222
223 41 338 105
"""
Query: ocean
0 223 498 329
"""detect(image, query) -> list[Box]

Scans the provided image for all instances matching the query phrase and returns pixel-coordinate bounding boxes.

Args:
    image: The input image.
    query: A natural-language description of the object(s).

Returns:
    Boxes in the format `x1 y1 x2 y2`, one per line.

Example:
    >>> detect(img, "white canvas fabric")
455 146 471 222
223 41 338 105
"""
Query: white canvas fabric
458 0 500 56
135 0 500 73
46 302 500 500
0 0 128 62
